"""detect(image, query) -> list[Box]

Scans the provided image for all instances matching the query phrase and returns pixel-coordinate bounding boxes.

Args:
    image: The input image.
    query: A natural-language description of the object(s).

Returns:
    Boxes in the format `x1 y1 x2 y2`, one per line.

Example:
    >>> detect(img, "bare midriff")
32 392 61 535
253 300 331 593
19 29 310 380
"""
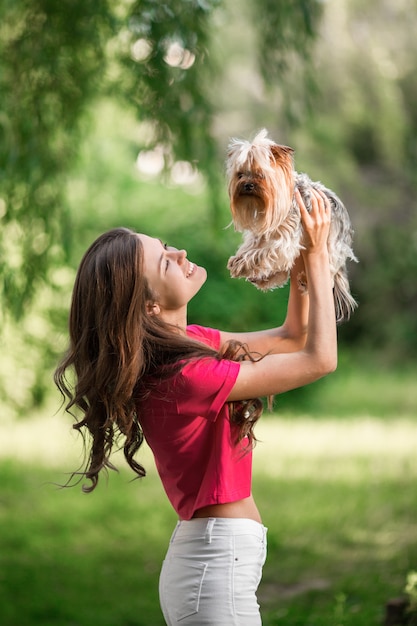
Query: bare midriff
189 494 262 524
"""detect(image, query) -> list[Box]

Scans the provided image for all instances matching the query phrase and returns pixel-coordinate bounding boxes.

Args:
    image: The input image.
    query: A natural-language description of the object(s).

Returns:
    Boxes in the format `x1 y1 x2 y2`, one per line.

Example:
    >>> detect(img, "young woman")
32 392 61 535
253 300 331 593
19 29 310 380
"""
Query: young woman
55 188 336 625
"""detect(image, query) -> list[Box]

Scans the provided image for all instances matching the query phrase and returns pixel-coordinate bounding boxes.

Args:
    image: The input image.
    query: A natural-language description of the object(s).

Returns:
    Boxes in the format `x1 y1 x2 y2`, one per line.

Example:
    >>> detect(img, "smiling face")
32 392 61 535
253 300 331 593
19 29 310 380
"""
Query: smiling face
138 234 207 326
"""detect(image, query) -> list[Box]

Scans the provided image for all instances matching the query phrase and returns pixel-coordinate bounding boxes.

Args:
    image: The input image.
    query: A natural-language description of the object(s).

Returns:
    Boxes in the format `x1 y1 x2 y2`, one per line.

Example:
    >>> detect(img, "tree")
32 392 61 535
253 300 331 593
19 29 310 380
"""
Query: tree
2 0 416 416
0 0 321 318
0 0 114 318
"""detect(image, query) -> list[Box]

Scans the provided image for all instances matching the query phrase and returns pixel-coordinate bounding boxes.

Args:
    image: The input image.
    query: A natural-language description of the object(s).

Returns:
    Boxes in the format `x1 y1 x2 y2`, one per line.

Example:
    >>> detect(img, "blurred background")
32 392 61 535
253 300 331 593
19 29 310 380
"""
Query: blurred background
1 0 417 416
0 1 416 625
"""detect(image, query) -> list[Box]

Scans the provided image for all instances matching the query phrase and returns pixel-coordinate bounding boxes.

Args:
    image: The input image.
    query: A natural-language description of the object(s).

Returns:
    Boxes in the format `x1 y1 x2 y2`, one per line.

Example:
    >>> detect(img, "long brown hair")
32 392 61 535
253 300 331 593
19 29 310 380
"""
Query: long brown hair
54 227 263 492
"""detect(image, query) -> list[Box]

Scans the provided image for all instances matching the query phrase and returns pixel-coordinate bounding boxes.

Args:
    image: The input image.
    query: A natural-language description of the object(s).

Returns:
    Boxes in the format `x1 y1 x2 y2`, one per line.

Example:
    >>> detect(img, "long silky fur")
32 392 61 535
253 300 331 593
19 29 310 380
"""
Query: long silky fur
226 130 358 323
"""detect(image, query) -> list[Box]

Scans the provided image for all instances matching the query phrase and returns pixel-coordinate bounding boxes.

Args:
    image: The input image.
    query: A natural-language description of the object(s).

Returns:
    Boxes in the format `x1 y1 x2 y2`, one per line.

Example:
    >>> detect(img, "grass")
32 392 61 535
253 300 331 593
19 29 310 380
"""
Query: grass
0 360 416 626
253 417 417 625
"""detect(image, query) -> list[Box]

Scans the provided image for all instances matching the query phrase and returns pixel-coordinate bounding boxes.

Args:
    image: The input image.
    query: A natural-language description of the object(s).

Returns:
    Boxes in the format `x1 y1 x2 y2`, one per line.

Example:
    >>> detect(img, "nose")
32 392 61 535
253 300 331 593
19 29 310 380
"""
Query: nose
177 249 187 264
168 247 187 264
243 182 255 193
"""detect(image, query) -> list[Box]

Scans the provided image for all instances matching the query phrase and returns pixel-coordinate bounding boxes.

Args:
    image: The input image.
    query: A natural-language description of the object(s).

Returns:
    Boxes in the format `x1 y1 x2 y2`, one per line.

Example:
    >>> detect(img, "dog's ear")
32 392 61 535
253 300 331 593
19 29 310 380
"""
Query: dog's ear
270 143 294 166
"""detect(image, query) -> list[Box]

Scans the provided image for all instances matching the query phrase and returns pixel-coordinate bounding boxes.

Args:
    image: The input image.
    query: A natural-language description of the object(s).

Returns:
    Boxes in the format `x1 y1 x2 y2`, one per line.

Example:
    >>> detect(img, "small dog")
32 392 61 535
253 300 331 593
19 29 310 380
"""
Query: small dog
226 129 358 323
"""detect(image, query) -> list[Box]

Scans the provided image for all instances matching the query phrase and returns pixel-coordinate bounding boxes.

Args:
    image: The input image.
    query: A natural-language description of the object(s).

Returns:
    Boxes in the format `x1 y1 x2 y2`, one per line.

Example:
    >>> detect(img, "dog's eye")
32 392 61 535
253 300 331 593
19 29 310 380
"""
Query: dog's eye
237 172 244 179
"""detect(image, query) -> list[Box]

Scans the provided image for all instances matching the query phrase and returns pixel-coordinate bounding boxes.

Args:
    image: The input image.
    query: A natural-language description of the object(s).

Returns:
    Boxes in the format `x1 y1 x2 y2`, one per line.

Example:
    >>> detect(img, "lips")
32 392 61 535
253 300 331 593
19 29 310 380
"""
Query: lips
186 261 196 278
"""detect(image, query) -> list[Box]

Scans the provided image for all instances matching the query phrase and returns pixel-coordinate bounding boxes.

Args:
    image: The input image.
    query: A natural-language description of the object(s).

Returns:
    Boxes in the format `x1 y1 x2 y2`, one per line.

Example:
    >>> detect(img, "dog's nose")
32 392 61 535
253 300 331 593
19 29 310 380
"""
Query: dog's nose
243 182 255 192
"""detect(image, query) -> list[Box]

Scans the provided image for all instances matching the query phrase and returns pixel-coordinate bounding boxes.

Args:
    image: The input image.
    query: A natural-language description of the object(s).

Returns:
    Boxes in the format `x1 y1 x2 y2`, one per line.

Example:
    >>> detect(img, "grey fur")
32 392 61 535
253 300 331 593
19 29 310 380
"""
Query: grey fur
228 169 358 324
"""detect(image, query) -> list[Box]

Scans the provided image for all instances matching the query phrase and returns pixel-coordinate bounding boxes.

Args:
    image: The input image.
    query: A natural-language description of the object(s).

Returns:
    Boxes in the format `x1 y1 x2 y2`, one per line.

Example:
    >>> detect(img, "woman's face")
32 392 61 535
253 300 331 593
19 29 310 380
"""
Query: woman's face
138 234 207 319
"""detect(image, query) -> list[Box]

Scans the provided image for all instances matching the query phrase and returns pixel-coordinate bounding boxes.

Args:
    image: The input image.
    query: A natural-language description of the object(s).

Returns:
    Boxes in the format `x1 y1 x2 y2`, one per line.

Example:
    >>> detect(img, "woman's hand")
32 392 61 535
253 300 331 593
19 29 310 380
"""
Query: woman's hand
227 186 337 401
296 188 331 256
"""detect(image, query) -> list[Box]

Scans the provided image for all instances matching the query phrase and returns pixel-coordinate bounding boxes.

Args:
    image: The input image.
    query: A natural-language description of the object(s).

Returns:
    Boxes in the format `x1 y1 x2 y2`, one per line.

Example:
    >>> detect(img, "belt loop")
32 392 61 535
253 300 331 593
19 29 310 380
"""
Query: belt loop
205 518 215 544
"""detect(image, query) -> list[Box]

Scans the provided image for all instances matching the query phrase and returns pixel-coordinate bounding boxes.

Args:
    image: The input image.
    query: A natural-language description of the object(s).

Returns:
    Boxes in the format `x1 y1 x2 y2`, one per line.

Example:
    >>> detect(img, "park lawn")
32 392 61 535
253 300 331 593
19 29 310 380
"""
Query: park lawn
253 416 417 625
0 361 416 626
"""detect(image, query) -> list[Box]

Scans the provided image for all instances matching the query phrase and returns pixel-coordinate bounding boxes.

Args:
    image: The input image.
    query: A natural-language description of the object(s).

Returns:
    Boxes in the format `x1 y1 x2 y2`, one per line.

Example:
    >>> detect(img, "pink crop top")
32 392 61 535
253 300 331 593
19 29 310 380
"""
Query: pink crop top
138 324 252 520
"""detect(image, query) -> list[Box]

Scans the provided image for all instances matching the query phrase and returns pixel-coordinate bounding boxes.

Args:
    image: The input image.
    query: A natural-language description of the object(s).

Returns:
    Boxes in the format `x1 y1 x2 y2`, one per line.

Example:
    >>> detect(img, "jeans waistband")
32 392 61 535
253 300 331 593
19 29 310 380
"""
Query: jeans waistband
171 517 267 544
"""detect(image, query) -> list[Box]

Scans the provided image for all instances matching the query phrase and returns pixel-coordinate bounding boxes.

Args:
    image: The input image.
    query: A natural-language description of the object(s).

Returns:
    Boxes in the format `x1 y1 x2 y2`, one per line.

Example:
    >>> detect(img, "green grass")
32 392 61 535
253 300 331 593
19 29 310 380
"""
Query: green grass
0 462 172 626
1 361 416 625
253 417 417 625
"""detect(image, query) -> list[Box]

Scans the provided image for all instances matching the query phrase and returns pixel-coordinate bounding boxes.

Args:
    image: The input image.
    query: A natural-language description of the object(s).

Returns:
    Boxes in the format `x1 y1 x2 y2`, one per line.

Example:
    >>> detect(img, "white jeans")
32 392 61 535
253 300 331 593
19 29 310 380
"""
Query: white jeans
159 517 268 626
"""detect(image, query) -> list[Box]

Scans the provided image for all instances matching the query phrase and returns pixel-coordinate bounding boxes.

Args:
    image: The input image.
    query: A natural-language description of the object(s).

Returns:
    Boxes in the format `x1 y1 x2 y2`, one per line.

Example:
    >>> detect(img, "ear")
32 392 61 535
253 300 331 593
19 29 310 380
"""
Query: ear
270 143 295 165
146 302 161 316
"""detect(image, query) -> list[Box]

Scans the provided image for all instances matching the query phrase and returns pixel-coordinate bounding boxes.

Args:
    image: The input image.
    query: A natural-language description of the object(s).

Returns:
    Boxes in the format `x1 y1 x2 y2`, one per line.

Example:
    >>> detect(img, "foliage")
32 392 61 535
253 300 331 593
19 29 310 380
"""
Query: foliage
287 0 417 359
0 0 113 318
252 0 323 123
1 0 417 415
117 0 224 224
0 0 320 318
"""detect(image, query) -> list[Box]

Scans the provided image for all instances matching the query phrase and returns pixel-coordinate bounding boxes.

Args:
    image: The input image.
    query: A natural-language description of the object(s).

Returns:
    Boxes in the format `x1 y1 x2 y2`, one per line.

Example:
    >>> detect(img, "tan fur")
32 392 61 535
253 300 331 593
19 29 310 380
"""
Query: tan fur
226 129 358 323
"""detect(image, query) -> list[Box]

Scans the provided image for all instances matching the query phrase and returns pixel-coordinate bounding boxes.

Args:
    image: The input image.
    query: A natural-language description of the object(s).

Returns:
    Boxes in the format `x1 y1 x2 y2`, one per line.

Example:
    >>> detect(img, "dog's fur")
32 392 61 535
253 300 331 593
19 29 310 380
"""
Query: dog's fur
226 129 358 323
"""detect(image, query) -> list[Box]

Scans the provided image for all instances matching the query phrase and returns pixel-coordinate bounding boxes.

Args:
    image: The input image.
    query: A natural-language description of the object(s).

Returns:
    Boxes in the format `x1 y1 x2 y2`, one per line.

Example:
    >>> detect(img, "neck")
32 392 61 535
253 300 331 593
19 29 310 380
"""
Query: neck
159 307 187 332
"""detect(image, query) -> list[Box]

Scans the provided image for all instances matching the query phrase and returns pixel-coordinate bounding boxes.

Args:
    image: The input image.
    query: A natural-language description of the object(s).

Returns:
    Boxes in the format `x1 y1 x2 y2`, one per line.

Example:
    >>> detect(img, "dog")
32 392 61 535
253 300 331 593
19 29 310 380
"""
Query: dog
226 129 358 323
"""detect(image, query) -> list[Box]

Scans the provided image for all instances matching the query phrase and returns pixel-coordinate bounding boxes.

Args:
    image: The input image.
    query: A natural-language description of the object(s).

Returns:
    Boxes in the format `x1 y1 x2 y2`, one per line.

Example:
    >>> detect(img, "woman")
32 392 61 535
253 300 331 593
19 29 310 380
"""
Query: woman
55 188 336 625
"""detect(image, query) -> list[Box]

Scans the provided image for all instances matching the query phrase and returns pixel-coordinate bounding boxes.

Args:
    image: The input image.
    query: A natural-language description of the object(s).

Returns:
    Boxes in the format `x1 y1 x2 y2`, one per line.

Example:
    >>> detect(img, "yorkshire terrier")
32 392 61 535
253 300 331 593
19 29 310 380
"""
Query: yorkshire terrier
226 129 358 323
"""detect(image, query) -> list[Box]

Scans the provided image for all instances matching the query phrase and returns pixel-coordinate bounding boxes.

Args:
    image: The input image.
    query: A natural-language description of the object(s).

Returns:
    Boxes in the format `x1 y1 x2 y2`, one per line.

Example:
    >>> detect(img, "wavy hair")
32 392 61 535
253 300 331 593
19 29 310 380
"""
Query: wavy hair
54 227 263 492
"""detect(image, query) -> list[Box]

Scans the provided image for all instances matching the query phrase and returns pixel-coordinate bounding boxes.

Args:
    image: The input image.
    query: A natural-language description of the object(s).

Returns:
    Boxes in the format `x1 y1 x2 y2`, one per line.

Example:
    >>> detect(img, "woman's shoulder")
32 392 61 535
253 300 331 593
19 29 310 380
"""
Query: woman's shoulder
176 355 240 421
186 324 221 350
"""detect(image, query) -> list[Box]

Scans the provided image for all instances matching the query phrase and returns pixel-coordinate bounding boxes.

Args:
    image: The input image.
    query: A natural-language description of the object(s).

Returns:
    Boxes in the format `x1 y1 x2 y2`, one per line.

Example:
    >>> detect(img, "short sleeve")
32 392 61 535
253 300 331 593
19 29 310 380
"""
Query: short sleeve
176 357 240 422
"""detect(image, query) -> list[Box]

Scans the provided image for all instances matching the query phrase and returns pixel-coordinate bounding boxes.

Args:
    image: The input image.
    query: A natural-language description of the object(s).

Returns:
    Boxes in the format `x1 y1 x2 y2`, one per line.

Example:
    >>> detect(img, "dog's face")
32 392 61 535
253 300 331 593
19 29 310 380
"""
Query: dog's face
226 130 295 235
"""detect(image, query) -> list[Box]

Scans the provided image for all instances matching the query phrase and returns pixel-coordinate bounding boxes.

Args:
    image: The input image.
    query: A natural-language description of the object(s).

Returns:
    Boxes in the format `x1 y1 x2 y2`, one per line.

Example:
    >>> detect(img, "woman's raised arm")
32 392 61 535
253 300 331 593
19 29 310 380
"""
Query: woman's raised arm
218 252 309 356
227 188 337 401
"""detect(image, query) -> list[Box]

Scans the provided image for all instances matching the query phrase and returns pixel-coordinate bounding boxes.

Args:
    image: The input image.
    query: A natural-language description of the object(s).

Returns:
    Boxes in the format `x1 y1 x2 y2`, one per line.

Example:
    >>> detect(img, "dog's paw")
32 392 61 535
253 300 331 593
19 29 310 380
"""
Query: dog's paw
250 270 290 291
228 253 290 290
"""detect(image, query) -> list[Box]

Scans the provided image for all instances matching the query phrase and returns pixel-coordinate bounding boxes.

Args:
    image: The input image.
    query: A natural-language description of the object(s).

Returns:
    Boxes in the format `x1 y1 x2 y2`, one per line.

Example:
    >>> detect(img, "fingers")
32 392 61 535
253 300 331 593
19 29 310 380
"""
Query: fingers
296 188 331 223
295 188 307 215
310 188 330 214
297 187 331 253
